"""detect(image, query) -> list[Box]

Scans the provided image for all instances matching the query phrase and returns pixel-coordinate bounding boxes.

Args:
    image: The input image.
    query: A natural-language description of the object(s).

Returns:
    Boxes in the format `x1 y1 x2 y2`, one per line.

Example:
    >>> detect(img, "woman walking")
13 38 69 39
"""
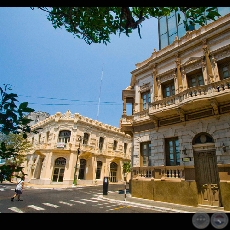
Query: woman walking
11 176 25 201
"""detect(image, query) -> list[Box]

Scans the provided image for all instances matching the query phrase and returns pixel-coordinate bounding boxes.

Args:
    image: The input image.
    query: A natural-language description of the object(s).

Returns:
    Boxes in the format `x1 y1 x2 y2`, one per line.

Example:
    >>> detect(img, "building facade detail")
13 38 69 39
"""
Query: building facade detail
23 110 132 186
120 13 230 210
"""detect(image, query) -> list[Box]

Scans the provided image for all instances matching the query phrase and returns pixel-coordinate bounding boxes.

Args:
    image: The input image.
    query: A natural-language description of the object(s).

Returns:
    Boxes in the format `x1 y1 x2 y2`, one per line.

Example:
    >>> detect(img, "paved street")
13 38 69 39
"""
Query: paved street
0 182 163 213
0 181 229 229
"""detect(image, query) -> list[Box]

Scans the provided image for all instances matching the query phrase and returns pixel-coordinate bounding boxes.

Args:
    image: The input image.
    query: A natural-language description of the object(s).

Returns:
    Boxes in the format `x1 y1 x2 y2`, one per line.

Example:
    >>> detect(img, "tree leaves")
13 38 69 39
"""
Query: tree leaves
33 7 220 45
0 84 34 182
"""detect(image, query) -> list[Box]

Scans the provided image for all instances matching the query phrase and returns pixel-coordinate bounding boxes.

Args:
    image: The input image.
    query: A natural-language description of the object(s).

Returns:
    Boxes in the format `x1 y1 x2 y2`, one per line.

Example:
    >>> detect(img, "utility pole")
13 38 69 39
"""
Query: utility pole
73 136 82 186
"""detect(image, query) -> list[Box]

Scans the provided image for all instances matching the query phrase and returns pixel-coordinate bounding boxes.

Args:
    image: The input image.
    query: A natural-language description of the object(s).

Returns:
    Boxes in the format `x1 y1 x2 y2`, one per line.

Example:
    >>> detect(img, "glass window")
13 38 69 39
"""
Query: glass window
159 16 167 35
141 90 151 111
113 140 118 150
96 161 102 179
83 133 89 145
169 33 177 44
140 141 151 166
168 15 177 36
99 137 104 150
46 131 50 143
58 130 71 143
165 138 180 166
163 80 175 98
160 33 169 49
188 73 204 88
178 23 186 38
219 62 230 79
124 143 127 154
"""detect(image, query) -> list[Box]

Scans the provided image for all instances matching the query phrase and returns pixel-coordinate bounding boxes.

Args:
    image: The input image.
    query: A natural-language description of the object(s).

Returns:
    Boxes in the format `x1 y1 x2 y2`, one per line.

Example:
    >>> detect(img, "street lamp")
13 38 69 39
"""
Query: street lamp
73 136 82 186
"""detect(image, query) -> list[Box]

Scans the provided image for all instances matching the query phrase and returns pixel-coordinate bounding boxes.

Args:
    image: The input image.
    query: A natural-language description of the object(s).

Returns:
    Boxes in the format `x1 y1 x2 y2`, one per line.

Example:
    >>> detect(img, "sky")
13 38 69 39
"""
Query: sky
0 7 158 128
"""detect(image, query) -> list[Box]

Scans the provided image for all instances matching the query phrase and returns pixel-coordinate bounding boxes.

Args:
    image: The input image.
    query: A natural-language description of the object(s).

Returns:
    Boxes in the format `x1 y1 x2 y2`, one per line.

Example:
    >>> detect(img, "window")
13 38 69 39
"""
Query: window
141 91 151 110
58 130 71 143
168 13 177 44
109 162 118 182
162 80 175 98
96 161 102 179
140 141 151 166
38 134 41 144
52 157 66 182
188 73 204 87
78 159 86 180
99 137 104 150
165 138 180 166
124 143 127 155
219 62 230 80
113 140 118 150
83 133 89 145
46 131 50 143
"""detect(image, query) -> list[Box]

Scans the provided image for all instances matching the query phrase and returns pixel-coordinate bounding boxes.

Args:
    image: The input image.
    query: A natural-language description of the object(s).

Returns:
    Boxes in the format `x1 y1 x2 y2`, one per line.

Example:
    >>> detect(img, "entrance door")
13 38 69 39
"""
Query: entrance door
194 151 221 207
109 162 118 182
52 157 66 182
52 167 64 182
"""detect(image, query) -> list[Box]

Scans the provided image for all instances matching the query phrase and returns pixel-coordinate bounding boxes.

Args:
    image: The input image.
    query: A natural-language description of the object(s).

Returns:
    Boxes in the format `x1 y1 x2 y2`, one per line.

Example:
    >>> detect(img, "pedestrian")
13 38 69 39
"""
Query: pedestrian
11 176 25 201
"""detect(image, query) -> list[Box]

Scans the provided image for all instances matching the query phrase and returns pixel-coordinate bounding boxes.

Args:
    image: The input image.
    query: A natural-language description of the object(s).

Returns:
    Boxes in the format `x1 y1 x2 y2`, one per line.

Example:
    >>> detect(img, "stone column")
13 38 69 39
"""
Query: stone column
203 41 214 83
153 63 158 101
176 58 183 93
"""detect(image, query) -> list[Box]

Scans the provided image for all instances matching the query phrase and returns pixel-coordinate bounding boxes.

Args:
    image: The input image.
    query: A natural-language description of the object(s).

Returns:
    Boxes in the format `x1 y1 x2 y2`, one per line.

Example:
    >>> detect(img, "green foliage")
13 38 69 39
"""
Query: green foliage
0 84 35 182
123 161 131 174
33 7 220 45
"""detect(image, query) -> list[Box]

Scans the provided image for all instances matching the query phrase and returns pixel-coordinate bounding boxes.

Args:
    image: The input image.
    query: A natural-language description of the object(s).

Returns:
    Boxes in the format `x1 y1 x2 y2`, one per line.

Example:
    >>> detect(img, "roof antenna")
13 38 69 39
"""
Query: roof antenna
97 64 104 121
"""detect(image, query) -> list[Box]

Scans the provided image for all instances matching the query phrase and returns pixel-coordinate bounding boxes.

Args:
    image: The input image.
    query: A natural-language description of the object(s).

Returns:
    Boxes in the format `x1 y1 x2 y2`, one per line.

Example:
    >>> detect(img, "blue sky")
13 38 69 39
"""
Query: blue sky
0 7 158 127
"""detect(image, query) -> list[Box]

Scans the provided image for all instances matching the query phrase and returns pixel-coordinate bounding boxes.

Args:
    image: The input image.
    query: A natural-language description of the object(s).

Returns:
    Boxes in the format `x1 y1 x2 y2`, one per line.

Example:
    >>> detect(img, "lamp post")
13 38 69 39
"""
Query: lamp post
73 136 82 186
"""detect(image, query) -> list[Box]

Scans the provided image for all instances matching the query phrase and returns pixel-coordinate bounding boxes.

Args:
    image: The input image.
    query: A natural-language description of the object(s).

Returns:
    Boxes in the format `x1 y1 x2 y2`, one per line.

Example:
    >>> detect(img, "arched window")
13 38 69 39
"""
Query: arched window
96 161 102 179
58 130 71 143
78 159 86 180
113 140 118 150
109 162 118 182
99 137 104 150
52 157 66 182
83 133 89 145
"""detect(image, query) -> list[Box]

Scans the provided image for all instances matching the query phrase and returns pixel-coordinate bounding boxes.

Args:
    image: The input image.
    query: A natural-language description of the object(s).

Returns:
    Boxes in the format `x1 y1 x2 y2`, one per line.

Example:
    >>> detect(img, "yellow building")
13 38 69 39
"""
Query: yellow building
23 110 132 186
121 13 230 210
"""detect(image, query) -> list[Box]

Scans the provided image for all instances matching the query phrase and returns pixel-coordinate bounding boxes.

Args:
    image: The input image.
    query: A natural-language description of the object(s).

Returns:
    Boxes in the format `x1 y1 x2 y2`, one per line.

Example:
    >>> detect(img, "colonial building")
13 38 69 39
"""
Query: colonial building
120 13 230 210
23 110 132 186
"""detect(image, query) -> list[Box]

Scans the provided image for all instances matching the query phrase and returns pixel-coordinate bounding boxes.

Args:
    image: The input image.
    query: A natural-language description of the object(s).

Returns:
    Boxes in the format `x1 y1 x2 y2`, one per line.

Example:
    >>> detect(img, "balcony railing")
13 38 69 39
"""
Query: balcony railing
149 79 230 115
132 164 230 181
132 166 186 180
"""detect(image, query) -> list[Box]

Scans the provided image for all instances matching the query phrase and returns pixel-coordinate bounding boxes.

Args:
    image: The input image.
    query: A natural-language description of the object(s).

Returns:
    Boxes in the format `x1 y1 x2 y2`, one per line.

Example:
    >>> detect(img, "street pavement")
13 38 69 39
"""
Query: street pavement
4 181 230 214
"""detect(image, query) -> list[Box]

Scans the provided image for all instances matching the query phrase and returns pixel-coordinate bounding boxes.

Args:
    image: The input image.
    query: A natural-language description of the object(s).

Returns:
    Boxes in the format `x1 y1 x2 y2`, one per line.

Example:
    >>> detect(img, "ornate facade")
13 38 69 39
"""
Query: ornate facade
121 13 230 210
23 110 132 186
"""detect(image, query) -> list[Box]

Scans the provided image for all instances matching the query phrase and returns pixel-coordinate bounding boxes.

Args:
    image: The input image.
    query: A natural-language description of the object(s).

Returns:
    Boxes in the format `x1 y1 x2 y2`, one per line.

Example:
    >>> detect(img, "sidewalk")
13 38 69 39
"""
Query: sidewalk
103 191 229 213
7 181 230 213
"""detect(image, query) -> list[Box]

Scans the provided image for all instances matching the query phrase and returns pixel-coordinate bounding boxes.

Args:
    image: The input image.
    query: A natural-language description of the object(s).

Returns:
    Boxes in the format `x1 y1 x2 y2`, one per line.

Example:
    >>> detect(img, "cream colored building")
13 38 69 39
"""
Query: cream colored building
23 110 132 186
121 13 230 210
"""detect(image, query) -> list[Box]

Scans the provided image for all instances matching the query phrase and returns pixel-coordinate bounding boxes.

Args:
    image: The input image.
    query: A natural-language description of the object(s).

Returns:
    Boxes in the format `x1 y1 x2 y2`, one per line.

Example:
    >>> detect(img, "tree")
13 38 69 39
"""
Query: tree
0 84 35 182
123 161 131 182
32 7 220 45
0 133 33 183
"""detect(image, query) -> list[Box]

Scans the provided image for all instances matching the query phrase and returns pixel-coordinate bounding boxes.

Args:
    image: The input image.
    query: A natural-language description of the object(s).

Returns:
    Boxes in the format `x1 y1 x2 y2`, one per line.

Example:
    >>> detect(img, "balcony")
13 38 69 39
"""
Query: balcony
120 78 230 132
149 79 230 119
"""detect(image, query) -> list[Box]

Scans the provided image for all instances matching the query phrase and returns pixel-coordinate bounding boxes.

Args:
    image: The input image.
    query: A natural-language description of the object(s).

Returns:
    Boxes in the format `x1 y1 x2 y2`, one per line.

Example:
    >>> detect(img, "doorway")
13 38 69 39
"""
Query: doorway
193 133 222 207
52 157 66 182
